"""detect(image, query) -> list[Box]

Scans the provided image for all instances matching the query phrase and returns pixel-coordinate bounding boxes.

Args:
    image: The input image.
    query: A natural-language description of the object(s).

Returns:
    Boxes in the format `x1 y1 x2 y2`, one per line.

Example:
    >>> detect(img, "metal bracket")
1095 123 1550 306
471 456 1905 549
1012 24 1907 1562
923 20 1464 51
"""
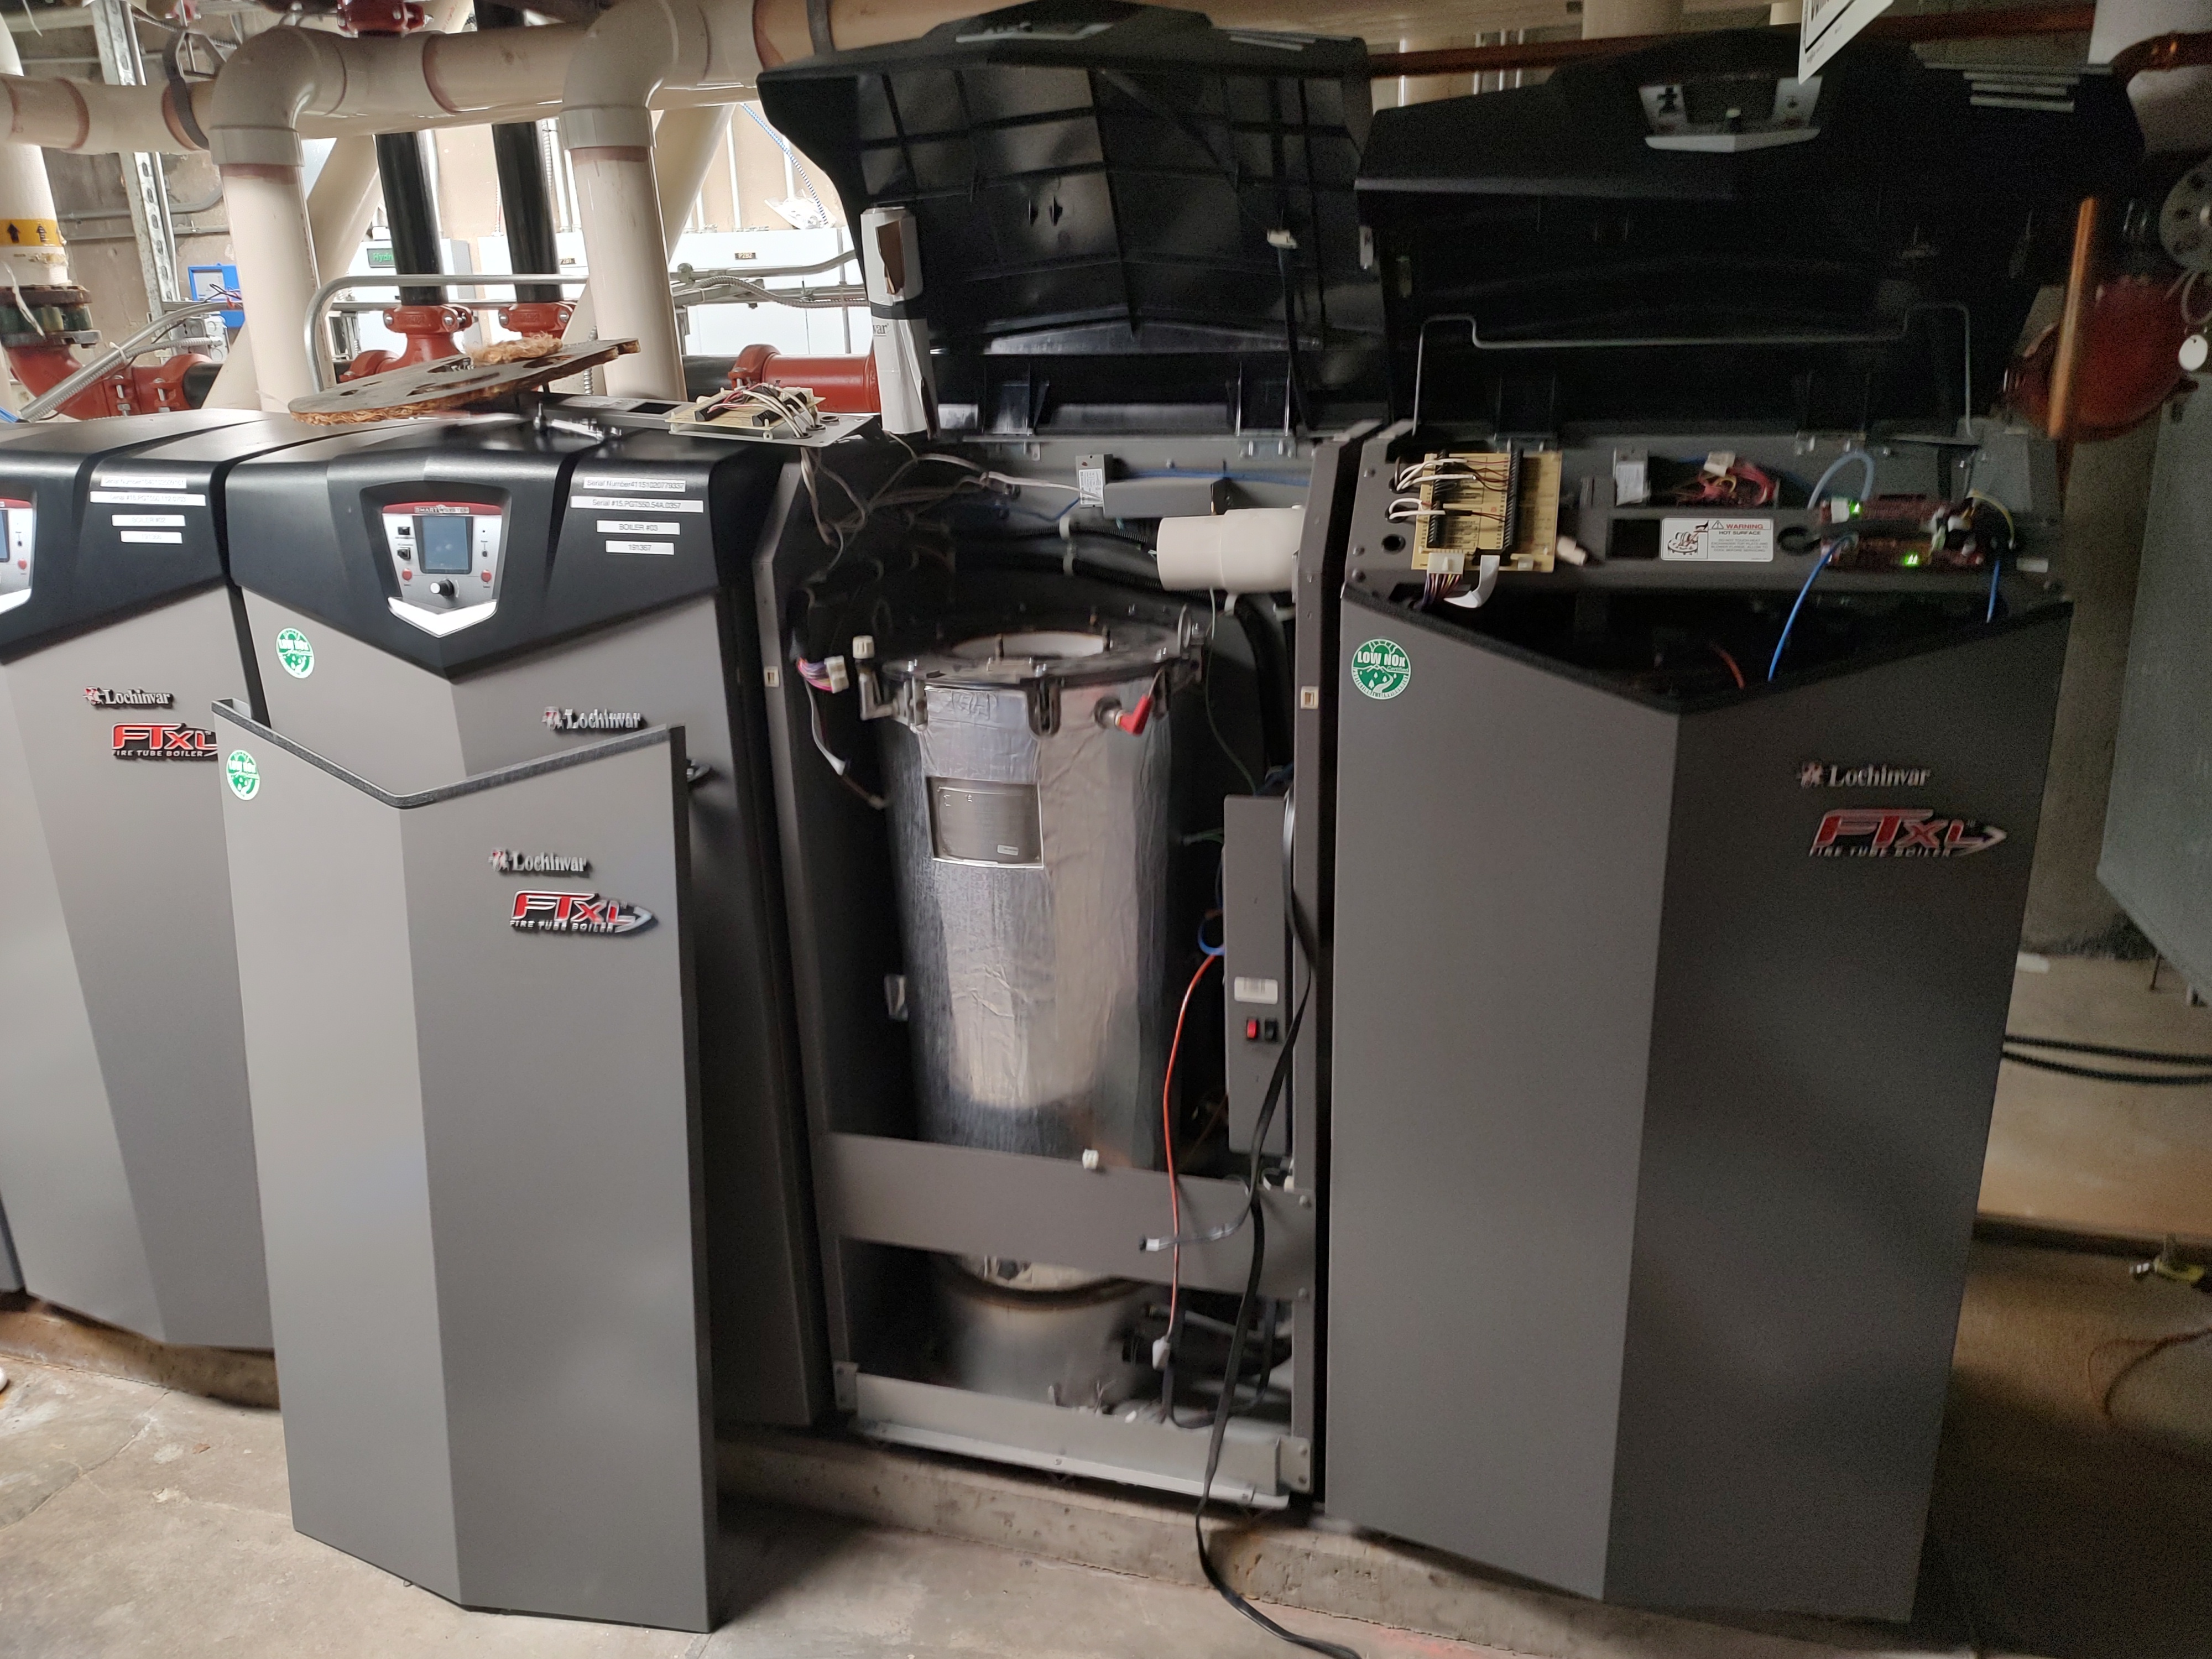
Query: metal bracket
1279 1435 1313 1493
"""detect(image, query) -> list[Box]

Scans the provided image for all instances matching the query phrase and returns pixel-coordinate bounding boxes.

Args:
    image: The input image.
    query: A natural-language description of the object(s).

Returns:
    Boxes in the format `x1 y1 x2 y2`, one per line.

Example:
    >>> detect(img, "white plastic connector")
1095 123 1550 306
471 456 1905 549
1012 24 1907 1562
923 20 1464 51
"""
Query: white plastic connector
1081 1147 1102 1171
851 633 876 662
825 655 851 693
1425 547 1467 577
1152 1335 1172 1371
1555 535 1589 566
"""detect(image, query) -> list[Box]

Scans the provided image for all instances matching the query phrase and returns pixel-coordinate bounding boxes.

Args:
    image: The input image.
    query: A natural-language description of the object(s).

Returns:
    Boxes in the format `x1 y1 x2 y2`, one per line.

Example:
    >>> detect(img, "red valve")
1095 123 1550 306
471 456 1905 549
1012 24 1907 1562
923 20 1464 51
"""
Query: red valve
341 303 472 381
335 0 426 34
497 300 573 340
1113 690 1156 735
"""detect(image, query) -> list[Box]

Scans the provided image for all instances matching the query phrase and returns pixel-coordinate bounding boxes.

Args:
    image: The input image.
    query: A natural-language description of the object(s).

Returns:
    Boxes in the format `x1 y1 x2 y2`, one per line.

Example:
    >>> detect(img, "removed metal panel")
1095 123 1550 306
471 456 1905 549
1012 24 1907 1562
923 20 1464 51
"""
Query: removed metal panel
217 705 716 1630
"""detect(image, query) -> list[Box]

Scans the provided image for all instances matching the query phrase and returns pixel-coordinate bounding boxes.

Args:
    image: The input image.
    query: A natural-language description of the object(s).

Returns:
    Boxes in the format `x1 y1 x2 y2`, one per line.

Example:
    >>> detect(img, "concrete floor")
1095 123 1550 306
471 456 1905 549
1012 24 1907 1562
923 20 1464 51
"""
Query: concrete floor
1979 955 2212 1240
0 1356 1503 1659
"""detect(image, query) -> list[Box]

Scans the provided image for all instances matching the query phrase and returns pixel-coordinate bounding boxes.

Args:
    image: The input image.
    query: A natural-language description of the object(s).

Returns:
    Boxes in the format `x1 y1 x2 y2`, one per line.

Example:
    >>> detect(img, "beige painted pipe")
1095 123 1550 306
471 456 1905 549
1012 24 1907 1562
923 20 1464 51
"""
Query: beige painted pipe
1580 0 1683 38
200 134 386 410
562 102 735 351
559 0 760 397
0 23 71 291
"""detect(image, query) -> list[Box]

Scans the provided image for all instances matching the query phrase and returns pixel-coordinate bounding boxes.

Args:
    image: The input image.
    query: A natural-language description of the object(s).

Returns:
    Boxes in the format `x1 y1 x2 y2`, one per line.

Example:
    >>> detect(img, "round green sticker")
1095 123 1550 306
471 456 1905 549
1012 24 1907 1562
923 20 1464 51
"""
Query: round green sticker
274 628 314 679
225 750 260 801
1352 637 1412 701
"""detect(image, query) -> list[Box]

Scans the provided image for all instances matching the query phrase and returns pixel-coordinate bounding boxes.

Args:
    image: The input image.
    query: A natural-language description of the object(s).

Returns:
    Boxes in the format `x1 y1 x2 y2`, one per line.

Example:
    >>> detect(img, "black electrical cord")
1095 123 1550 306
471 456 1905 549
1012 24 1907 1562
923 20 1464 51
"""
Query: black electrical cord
1192 984 1359 1659
2001 1031 2212 1086
1192 767 1352 1656
2000 1051 2212 1086
2004 1034 2212 1066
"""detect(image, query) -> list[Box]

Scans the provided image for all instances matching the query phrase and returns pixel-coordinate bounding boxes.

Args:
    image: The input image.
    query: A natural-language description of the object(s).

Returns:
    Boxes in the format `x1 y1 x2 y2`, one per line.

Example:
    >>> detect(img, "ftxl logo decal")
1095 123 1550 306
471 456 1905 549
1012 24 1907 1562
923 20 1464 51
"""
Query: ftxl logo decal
1811 808 2005 859
509 890 654 935
111 721 218 761
543 707 646 733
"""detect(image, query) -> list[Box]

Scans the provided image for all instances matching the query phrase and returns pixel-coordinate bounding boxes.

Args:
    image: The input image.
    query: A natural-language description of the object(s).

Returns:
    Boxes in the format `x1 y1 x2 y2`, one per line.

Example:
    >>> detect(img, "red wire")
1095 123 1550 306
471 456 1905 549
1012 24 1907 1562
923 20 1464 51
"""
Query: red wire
1162 952 1220 1338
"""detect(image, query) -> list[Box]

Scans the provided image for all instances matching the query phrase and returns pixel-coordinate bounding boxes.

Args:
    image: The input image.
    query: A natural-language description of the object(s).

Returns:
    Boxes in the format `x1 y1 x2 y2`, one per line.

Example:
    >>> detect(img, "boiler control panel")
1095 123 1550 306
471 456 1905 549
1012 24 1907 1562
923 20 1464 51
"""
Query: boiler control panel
381 500 503 636
0 495 34 614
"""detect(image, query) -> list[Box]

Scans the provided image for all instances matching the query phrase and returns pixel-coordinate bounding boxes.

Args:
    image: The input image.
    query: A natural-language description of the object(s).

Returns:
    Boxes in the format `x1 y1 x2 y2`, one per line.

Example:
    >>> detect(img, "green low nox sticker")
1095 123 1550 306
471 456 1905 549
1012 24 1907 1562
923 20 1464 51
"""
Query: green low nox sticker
1352 637 1412 700
226 749 259 800
274 628 314 678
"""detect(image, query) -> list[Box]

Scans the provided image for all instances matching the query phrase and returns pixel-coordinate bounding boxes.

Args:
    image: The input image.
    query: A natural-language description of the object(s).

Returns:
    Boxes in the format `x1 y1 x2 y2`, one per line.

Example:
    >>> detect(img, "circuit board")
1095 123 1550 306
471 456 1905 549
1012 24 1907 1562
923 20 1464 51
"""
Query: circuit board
1412 450 1562 575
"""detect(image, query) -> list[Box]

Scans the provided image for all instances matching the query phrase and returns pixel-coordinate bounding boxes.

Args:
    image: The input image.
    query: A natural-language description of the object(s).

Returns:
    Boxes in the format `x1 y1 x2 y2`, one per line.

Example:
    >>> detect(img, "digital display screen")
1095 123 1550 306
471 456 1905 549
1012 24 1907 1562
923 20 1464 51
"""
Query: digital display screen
417 514 472 574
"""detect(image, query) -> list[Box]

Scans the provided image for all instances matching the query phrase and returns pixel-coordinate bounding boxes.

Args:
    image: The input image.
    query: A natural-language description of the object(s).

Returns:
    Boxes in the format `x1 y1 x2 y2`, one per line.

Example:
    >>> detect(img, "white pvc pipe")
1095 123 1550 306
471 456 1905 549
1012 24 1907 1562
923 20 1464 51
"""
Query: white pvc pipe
201 133 383 411
1581 0 1683 38
1156 508 1305 594
2092 0 2212 153
559 0 759 398
0 24 70 292
562 102 733 351
569 148 682 395
220 164 322 409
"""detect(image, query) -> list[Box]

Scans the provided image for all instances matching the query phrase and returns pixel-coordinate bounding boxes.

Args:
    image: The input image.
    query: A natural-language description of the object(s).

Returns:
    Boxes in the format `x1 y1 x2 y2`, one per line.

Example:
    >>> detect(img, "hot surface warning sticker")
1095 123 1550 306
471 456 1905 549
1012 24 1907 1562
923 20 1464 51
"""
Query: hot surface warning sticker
1660 517 1776 562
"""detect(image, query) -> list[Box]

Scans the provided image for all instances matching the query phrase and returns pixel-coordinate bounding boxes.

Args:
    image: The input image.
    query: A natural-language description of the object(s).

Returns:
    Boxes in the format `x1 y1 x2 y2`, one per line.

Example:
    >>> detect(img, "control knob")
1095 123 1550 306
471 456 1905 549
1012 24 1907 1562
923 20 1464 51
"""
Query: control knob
430 578 456 597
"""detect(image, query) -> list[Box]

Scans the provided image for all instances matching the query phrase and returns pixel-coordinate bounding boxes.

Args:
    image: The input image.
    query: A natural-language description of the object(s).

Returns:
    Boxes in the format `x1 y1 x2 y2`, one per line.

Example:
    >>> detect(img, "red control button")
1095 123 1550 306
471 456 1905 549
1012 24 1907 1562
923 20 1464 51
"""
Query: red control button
1245 1018 1260 1041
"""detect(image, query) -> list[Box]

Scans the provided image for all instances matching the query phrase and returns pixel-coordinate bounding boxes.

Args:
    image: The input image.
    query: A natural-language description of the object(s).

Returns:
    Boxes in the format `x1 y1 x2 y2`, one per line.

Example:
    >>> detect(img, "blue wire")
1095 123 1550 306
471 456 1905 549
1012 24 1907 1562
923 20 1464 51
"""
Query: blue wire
1768 546 1837 681
1804 448 1876 510
1766 448 1874 682
1985 556 2003 623
0 406 18 422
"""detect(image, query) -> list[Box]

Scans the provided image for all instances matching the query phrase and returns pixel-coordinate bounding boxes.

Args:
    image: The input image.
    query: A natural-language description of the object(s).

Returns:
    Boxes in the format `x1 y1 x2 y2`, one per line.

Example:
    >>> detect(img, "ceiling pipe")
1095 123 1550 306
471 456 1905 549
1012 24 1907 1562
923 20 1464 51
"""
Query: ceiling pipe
557 0 757 398
559 102 735 361
1582 0 1682 41
200 133 387 409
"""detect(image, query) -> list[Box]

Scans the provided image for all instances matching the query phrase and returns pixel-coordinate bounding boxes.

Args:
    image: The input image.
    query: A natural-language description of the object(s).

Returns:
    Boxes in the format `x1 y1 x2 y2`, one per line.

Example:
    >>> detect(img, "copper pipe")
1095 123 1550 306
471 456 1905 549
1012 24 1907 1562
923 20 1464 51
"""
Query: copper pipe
1370 3 2095 77
2047 196 2101 486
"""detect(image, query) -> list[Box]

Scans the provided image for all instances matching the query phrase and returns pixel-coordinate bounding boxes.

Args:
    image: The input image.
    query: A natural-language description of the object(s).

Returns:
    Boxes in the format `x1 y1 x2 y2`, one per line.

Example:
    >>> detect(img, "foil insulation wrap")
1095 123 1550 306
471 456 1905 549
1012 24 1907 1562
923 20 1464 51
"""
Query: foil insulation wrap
881 629 1182 1169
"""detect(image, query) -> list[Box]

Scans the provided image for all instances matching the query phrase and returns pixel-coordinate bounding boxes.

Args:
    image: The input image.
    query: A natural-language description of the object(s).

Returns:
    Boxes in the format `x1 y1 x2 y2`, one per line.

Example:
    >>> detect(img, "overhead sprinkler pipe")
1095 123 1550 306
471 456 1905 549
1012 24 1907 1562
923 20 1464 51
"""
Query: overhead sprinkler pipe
557 0 759 398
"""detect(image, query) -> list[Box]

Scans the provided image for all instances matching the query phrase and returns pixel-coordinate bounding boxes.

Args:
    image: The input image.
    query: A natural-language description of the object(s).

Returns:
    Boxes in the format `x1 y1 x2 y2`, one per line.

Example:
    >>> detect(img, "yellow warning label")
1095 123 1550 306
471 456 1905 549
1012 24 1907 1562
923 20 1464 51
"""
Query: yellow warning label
1 218 62 248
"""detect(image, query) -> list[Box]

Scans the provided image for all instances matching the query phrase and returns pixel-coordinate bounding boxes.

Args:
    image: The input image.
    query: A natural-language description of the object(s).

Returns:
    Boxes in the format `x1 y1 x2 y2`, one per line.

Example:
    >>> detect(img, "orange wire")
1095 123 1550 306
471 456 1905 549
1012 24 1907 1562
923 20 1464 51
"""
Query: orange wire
1162 952 1220 1335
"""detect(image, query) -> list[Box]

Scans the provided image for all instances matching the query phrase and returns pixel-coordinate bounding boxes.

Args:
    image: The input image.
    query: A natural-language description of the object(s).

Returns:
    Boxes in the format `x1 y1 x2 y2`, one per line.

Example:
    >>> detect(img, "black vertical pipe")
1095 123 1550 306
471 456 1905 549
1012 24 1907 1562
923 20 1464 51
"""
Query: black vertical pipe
476 2 562 304
374 131 445 307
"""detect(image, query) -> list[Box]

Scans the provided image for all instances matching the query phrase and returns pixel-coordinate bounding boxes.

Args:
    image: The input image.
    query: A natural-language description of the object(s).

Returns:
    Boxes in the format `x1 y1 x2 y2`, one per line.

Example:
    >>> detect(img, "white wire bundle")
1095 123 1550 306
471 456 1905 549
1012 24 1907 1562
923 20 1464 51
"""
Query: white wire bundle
691 380 826 436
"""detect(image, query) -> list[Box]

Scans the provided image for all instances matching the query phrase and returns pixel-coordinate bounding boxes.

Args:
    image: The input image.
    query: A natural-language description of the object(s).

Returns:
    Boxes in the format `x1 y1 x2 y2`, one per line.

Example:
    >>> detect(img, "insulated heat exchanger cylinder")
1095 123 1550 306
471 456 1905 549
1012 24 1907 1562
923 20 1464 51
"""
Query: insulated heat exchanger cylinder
880 624 1187 1168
